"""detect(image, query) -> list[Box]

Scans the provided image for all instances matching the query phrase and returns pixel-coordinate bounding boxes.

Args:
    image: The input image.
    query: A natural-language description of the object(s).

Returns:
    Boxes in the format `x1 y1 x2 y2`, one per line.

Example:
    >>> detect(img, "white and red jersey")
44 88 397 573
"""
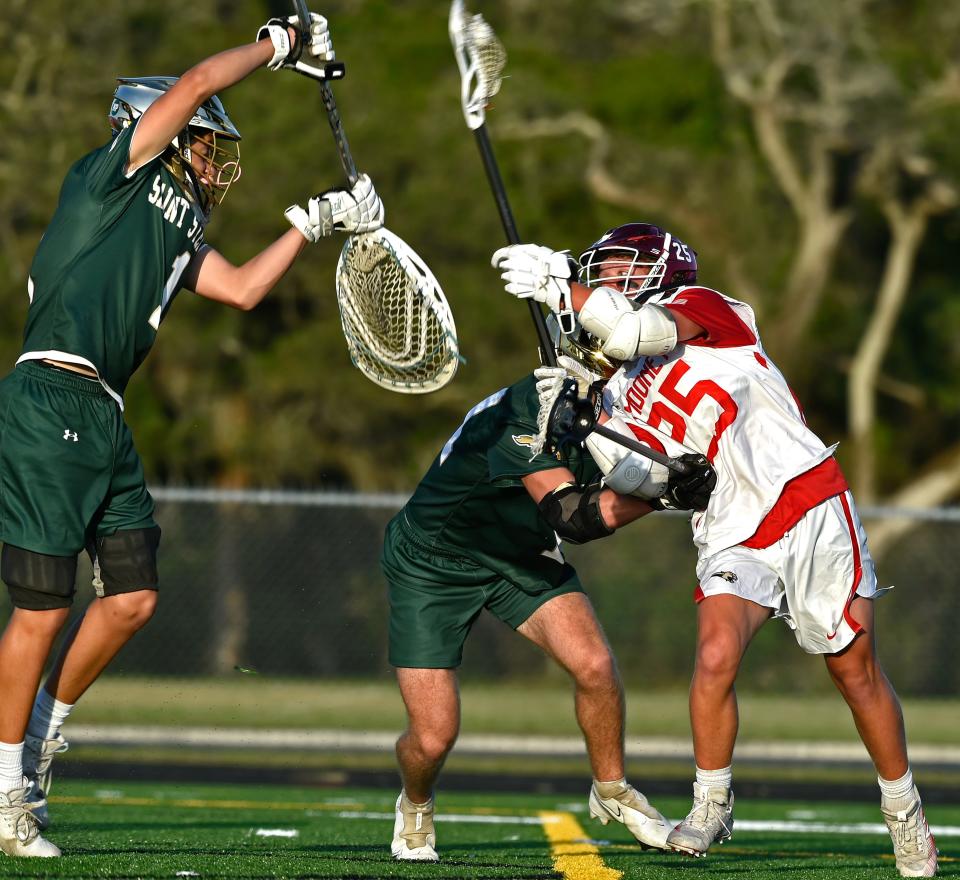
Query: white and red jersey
603 286 839 558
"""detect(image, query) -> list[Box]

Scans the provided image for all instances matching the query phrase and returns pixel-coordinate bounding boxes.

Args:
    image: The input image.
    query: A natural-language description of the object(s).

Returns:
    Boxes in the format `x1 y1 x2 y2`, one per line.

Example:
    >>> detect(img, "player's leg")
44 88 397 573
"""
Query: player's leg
0 551 74 857
24 533 159 831
512 585 670 849
392 667 458 861
382 513 488 862
0 364 113 858
689 593 769 770
668 588 771 857
785 491 935 877
41 587 158 706
518 592 623 779
395 668 460 801
0 603 70 859
824 598 906 778
824 598 936 877
24 413 159 827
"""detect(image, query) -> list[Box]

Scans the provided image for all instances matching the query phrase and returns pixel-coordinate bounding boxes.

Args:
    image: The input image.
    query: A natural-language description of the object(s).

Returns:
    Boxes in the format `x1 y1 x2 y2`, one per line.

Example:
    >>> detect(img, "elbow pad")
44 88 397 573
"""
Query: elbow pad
538 483 614 545
579 287 678 360
585 415 670 499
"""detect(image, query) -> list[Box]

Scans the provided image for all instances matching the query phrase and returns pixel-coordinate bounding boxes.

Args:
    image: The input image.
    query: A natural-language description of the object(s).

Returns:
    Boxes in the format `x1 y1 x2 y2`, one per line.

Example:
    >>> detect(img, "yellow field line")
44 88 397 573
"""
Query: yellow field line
538 810 622 880
51 795 364 812
51 794 547 820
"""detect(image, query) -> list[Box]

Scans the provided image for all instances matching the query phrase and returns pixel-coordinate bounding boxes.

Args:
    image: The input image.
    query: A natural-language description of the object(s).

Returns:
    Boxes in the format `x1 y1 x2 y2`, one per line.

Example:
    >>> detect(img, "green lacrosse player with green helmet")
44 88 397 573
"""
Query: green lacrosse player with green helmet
383 361 716 863
0 11 385 858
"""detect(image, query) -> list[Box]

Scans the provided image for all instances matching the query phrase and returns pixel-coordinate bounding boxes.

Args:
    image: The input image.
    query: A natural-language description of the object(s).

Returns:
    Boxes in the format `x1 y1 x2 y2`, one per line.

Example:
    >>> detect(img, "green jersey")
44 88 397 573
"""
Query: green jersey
21 123 206 407
404 373 600 573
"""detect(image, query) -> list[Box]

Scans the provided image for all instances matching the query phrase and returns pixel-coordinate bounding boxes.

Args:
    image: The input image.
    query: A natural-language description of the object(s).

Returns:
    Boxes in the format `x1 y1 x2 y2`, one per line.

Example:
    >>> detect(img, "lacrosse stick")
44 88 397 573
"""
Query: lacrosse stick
291 1 460 393
448 0 555 369
448 1 690 472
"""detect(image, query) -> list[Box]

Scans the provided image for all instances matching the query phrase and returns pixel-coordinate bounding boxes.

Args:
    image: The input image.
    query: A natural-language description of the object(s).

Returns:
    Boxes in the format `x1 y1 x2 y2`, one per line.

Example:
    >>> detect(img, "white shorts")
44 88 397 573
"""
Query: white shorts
695 491 887 654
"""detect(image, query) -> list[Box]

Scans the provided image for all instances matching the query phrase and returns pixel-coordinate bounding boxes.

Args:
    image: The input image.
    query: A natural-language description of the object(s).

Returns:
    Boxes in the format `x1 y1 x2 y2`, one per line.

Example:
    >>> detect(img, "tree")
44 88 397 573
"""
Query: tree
492 0 960 516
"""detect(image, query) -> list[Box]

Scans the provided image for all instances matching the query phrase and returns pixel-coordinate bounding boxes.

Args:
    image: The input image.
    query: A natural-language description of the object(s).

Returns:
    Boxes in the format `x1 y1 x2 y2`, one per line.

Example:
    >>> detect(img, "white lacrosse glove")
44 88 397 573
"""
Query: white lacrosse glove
491 244 573 315
298 12 334 62
258 12 334 73
285 174 385 242
531 366 570 459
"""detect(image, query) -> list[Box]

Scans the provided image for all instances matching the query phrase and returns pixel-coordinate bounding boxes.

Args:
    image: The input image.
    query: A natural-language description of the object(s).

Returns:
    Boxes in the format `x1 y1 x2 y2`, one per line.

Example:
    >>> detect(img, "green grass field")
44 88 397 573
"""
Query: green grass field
69 677 960 743
6 780 955 879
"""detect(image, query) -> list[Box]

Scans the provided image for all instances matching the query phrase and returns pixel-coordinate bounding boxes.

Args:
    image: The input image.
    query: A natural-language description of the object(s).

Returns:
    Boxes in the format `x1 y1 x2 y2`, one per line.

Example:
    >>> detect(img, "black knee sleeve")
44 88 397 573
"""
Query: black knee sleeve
2 544 77 610
87 526 162 596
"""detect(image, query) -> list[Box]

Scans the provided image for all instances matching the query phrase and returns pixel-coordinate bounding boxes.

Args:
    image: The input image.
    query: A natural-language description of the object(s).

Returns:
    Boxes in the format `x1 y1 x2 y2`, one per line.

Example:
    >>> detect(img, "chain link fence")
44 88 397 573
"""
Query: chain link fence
1 490 957 695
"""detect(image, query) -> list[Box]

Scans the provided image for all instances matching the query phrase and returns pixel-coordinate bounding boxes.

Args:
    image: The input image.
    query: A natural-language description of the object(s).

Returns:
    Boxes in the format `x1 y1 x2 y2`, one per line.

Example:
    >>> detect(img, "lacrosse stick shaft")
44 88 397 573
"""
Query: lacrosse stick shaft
291 0 358 185
473 124 557 368
475 106 682 472
319 83 359 185
590 423 691 474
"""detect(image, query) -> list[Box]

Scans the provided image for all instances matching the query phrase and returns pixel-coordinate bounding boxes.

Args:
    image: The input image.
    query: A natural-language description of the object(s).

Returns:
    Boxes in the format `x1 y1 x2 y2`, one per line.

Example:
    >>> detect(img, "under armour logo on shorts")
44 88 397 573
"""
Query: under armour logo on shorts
63 429 79 442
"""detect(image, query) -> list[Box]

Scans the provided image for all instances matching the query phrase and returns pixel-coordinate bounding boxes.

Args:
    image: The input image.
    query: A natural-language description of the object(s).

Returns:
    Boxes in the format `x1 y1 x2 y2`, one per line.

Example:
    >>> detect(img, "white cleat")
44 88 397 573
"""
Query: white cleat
588 780 671 850
666 782 734 857
23 733 68 831
882 787 938 878
391 791 439 862
0 782 60 858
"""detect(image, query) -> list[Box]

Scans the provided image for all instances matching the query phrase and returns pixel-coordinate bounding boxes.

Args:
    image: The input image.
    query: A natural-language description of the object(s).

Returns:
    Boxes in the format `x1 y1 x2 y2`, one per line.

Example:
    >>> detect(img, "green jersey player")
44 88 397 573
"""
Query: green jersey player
0 12 384 858
383 368 714 863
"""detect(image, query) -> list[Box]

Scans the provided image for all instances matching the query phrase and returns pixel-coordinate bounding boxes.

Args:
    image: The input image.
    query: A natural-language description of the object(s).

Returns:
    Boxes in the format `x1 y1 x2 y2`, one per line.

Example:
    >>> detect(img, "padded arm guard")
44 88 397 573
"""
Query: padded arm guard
579 287 678 360
538 482 614 545
584 415 671 499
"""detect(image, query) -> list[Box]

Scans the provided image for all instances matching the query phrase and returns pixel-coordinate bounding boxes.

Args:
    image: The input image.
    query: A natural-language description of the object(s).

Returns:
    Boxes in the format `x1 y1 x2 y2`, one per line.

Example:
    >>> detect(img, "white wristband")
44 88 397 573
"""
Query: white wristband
258 23 292 70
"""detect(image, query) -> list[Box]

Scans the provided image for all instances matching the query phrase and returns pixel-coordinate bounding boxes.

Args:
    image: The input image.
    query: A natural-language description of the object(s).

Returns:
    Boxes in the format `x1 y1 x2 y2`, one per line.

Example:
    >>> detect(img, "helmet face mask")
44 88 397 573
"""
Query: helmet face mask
577 222 697 302
580 246 666 298
109 76 242 218
558 222 698 374
170 129 241 217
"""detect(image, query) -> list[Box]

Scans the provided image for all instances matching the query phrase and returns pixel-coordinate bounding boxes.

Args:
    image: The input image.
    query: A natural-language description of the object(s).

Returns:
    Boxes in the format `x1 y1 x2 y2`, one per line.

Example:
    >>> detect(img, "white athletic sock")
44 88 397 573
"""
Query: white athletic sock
0 741 24 793
27 688 74 741
879 768 916 809
696 765 733 791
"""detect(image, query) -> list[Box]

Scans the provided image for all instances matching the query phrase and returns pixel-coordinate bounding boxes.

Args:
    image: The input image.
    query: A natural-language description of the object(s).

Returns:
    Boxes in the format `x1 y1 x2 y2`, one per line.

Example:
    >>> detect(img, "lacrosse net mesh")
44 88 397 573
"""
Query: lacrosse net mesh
450 1 507 128
336 228 459 394
464 13 506 104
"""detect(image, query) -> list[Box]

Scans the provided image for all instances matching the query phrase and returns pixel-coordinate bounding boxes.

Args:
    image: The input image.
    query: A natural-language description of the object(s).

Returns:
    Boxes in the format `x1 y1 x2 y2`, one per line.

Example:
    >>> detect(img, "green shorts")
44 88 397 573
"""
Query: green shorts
382 512 583 668
0 361 156 557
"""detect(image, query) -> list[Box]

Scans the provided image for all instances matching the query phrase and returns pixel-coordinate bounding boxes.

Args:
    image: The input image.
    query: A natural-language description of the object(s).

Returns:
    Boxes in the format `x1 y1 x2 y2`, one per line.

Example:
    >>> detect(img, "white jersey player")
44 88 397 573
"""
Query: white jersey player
493 223 937 879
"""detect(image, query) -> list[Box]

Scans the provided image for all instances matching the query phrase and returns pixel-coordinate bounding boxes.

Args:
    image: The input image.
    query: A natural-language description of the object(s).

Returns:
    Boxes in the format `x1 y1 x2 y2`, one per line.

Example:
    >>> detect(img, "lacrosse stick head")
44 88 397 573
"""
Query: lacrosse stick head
449 0 507 130
335 228 460 394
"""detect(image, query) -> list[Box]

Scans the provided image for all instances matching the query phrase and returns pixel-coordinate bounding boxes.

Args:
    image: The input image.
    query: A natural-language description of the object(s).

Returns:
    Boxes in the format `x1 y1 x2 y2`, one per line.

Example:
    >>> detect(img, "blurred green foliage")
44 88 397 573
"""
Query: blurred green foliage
1 0 958 497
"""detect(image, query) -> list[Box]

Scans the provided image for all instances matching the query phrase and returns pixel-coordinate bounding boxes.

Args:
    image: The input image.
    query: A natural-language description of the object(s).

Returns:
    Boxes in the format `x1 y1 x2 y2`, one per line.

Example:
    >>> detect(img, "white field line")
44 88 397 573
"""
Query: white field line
334 811 960 838
62 725 960 766
337 810 558 825
737 819 960 838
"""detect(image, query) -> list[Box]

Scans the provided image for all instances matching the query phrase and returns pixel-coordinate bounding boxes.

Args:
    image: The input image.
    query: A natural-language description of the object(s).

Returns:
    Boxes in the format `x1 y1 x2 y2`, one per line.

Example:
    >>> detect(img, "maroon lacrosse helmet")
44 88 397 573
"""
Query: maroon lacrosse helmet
577 223 698 301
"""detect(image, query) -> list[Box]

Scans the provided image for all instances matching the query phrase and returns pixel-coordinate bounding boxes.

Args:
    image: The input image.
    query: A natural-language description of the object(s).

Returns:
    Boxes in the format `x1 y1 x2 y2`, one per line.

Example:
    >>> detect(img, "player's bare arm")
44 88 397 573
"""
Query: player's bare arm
127 37 287 173
521 467 581 505
184 174 384 310
183 229 307 311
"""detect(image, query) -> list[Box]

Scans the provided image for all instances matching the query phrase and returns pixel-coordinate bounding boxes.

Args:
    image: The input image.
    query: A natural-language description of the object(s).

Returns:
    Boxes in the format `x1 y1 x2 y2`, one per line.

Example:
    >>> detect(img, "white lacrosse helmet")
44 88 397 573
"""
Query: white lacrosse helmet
109 76 242 217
